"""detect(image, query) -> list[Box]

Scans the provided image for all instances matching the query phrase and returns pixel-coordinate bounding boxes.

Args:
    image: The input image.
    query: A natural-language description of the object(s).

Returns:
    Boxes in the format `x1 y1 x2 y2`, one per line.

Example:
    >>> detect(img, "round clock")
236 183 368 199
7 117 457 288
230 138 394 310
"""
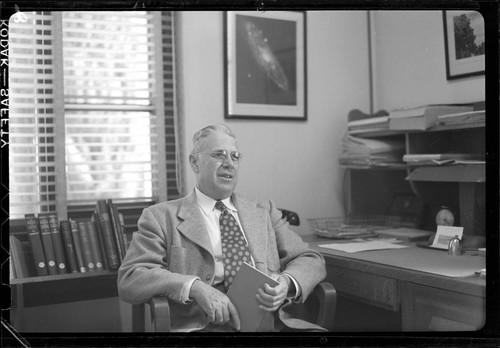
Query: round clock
435 206 455 226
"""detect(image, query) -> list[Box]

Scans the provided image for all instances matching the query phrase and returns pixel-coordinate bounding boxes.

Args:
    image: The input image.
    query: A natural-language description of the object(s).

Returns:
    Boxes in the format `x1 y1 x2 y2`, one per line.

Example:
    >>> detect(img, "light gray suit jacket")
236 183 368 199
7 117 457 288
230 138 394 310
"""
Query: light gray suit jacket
117 190 326 331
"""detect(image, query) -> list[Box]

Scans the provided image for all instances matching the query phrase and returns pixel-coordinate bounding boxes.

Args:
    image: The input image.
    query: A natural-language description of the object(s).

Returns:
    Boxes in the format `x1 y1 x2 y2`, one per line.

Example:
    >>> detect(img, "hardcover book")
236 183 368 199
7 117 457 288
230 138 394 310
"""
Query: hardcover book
24 214 48 276
37 214 59 275
69 219 87 273
91 212 109 270
86 220 105 271
10 235 34 279
95 200 120 270
108 199 126 260
60 220 79 273
77 220 96 272
47 214 68 274
226 262 279 332
118 212 129 250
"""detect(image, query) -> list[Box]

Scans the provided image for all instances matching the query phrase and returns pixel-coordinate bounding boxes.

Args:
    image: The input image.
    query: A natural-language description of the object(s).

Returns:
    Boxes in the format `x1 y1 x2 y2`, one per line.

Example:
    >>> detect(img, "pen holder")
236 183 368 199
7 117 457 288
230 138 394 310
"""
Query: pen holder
448 235 463 256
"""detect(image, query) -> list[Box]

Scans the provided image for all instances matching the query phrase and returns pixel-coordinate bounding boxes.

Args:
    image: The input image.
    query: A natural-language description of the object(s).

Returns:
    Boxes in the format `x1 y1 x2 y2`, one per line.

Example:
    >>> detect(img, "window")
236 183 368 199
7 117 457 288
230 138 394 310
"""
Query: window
9 11 180 220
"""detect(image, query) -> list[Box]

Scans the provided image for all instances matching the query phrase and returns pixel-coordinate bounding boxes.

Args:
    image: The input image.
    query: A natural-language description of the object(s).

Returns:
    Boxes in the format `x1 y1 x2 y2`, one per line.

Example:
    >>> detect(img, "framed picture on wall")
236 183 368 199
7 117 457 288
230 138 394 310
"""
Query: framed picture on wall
443 10 485 80
224 11 307 120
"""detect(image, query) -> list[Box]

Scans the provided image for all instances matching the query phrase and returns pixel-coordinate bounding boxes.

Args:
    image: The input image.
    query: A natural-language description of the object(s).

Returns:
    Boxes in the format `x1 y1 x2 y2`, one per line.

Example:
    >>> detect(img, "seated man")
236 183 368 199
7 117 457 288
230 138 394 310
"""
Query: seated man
118 124 326 332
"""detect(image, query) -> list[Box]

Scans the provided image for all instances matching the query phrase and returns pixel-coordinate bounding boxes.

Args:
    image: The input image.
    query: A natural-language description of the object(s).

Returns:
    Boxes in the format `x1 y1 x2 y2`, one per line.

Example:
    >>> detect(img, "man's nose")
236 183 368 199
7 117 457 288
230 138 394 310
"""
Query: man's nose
222 157 235 167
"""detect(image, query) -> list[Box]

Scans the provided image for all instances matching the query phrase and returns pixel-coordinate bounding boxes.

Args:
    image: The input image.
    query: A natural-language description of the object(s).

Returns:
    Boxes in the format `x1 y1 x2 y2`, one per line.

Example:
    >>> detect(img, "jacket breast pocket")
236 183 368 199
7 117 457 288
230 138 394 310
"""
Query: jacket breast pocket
168 246 187 273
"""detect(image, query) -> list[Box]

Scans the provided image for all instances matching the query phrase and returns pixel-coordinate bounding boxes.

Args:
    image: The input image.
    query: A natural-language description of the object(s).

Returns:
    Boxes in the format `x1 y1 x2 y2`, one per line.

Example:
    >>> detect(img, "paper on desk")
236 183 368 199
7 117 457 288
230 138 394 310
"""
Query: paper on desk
319 240 409 253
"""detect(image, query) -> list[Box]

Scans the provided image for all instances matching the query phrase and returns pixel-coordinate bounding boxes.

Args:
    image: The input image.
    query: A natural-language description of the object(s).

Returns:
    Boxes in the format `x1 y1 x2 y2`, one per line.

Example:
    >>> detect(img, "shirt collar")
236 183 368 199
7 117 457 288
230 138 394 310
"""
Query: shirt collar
194 187 237 216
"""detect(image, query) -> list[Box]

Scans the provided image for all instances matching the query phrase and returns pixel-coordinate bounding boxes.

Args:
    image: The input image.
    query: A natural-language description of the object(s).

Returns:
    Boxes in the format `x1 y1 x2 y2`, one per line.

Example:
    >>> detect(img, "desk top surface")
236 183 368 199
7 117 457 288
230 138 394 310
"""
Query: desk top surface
302 234 486 297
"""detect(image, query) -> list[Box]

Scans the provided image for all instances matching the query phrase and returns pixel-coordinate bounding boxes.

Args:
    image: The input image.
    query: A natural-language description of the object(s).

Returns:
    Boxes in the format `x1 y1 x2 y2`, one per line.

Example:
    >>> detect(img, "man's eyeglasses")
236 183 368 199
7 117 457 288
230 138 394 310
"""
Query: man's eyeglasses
196 150 243 163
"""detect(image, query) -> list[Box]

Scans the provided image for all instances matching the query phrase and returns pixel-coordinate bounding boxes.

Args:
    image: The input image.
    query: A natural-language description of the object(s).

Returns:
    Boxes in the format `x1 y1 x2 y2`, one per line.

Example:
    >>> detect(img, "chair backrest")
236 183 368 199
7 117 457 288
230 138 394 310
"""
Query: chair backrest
280 208 300 226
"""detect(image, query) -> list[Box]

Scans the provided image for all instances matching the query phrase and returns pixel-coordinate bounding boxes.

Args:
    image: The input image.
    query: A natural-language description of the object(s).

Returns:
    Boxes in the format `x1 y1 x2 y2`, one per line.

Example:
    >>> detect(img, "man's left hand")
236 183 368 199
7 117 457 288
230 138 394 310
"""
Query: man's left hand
255 273 291 312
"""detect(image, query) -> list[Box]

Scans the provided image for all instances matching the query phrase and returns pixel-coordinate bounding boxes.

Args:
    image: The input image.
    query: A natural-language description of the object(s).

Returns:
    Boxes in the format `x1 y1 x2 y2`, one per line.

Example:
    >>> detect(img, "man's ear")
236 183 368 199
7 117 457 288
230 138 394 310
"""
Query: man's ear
189 154 199 173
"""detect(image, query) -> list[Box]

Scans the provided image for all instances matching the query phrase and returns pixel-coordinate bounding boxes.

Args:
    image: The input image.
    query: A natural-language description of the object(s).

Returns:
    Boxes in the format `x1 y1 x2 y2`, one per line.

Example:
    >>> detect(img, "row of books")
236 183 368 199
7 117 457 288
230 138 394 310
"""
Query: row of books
348 104 476 133
11 199 129 279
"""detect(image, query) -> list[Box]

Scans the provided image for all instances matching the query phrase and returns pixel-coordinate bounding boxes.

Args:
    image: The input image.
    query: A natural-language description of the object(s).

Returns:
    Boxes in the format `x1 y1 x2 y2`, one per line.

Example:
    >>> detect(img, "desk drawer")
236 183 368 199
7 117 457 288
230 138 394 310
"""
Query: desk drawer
327 265 400 311
402 282 485 331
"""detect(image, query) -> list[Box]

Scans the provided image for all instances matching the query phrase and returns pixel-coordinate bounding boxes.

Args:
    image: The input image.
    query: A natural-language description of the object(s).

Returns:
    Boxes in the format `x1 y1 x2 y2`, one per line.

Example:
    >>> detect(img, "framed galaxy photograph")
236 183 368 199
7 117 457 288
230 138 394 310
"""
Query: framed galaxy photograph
443 10 485 80
224 11 307 120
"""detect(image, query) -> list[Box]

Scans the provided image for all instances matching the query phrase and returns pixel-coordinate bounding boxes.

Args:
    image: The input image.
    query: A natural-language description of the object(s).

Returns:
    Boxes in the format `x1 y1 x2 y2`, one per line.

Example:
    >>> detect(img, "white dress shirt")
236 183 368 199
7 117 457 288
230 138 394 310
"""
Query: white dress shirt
179 187 301 303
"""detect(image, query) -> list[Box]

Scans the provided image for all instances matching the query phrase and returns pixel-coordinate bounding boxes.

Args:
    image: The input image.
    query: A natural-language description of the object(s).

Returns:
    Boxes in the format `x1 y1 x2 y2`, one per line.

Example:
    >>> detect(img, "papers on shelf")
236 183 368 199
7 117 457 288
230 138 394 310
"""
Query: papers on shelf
388 104 474 130
437 110 485 127
348 116 390 133
339 133 405 167
319 239 409 253
403 153 485 165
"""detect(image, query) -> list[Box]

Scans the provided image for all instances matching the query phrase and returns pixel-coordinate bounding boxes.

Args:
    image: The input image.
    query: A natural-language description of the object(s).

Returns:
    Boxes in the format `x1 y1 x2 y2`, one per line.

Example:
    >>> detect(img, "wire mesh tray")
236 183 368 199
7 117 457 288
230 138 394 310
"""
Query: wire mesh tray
307 215 406 239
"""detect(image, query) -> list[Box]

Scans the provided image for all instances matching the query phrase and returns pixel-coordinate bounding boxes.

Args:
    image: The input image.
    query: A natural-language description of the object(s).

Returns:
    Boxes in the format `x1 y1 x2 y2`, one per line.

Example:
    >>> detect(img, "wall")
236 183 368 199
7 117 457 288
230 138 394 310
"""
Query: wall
371 11 485 111
177 11 371 234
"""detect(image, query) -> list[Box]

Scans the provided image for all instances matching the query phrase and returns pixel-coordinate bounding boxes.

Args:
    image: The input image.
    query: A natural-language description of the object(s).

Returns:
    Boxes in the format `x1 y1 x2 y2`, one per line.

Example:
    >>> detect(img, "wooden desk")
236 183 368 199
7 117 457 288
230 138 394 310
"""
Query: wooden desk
303 234 486 331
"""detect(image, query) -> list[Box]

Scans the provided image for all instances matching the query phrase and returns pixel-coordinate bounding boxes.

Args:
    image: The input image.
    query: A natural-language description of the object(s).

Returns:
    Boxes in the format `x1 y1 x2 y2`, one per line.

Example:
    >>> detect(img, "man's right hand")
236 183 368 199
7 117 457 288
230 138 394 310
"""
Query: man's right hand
189 279 241 330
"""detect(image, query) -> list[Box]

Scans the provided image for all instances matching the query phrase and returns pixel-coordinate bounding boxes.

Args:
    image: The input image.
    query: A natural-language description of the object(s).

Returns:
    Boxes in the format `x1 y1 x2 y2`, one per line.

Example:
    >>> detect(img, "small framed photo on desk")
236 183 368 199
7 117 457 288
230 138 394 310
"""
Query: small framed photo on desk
431 225 464 250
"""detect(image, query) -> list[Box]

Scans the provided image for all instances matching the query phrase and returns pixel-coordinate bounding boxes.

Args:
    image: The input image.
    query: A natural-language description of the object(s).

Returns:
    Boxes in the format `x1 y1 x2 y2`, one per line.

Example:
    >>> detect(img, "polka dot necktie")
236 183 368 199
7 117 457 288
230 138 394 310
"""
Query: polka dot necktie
215 200 252 291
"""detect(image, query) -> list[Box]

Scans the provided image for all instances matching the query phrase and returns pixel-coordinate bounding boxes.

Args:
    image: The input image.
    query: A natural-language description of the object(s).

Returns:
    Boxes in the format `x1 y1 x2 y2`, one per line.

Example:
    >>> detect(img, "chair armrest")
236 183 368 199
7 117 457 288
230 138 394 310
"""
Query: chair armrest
312 281 337 331
150 296 171 332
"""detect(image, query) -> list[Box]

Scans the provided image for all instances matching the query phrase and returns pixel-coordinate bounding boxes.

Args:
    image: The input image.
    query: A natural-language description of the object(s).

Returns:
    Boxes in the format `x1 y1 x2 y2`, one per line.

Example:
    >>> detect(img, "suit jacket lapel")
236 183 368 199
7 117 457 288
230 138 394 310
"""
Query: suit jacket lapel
232 193 268 270
176 190 214 255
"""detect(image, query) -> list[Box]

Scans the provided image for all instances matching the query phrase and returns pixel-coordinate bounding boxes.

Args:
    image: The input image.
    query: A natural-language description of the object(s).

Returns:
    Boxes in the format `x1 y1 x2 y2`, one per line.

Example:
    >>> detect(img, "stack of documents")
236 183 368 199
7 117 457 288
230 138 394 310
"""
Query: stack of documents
437 110 485 127
339 133 405 167
403 153 484 165
388 104 474 130
348 116 390 134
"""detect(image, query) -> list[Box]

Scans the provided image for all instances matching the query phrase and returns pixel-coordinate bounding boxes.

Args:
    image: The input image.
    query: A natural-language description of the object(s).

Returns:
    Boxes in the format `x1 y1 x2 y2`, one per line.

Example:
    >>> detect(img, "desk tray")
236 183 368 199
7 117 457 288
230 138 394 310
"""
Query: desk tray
308 215 408 240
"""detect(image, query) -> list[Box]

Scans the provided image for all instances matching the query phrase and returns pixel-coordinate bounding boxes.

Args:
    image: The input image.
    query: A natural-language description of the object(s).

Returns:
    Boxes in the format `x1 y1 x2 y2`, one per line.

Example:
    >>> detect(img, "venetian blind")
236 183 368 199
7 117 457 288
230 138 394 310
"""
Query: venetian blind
9 12 59 217
9 11 179 220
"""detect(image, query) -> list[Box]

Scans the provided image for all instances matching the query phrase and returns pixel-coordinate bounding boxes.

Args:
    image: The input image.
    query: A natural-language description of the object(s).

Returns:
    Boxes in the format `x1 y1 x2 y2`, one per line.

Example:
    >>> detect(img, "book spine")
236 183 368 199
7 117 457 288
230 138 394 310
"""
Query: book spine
37 214 58 275
69 220 87 273
24 214 48 276
86 220 105 271
10 254 17 280
77 220 96 272
118 212 129 252
60 220 79 273
108 199 125 260
10 235 30 279
96 200 120 270
91 212 109 270
47 214 68 274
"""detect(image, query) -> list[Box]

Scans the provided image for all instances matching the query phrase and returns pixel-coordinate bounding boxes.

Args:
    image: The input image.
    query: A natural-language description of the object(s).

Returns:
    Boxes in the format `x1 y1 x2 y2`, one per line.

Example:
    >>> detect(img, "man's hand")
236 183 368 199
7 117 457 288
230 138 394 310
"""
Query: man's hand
189 280 241 330
255 273 291 312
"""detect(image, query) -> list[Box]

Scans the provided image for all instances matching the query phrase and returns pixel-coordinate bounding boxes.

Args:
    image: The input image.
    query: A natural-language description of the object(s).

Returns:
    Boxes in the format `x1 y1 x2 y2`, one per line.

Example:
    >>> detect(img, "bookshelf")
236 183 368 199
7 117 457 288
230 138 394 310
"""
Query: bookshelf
9 200 155 331
343 110 485 236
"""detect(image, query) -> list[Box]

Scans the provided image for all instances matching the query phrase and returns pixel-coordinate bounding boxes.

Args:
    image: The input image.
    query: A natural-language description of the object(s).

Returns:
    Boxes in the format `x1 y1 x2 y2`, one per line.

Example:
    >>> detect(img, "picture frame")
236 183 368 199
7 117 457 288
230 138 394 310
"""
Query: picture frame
224 11 307 121
443 10 485 80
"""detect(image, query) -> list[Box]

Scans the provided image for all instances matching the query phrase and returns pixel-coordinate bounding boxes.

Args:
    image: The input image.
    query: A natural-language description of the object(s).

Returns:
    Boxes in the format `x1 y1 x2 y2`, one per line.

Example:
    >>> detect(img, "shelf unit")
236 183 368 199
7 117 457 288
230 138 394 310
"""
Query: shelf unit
343 112 485 235
8 200 155 331
10 271 119 331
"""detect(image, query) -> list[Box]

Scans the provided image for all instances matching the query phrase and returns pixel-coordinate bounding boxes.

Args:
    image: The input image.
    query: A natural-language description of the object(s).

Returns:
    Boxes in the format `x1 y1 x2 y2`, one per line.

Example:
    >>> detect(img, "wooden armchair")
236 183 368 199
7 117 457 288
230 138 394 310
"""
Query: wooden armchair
131 208 336 332
143 281 336 332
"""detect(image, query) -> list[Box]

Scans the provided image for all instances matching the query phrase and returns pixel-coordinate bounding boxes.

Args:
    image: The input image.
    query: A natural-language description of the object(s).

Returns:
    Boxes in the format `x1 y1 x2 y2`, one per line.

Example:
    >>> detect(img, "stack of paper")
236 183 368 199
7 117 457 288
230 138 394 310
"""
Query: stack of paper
376 227 433 241
339 133 405 167
388 104 474 130
348 116 390 134
403 153 484 165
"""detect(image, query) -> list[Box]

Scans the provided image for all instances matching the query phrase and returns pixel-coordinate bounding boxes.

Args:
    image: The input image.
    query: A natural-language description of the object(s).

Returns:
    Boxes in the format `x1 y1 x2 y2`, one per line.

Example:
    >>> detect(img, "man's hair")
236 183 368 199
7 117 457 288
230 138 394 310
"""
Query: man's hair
191 124 237 154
